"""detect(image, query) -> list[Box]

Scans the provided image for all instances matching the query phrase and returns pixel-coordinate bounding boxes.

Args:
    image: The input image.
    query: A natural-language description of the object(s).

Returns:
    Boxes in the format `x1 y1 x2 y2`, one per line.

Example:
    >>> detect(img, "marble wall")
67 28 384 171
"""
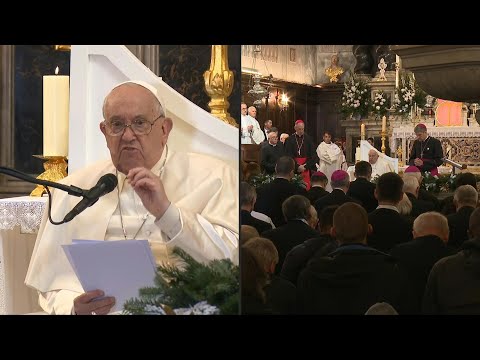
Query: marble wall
241 45 356 85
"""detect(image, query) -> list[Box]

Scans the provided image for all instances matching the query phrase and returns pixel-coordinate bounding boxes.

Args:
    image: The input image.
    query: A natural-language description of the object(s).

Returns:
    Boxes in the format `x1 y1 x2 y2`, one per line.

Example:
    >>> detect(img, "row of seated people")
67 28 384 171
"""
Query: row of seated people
241 164 480 314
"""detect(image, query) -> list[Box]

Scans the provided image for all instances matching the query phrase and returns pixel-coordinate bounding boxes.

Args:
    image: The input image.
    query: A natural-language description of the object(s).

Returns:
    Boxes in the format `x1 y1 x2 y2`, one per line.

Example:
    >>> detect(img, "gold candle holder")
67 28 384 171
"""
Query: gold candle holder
381 131 386 154
204 45 238 127
30 155 68 197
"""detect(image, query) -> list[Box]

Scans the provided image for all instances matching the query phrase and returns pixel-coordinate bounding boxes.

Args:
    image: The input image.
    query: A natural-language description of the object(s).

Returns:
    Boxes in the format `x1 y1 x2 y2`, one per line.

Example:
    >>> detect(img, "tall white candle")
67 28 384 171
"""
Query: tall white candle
361 123 365 139
395 55 400 88
43 67 69 156
382 116 387 133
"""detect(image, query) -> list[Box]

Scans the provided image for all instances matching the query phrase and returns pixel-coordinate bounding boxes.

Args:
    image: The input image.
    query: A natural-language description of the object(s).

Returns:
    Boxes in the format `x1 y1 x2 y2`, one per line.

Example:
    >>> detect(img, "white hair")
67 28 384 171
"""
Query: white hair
454 185 478 208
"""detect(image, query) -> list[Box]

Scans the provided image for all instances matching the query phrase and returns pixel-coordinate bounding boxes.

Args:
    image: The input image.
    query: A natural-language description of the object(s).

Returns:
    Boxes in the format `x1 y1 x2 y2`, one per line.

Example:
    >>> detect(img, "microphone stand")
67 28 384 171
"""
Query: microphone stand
0 166 84 197
0 166 86 225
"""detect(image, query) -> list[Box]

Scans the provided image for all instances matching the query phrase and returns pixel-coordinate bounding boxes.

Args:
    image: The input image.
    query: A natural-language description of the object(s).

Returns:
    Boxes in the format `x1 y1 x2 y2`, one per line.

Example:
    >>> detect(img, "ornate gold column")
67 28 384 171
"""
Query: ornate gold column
204 45 237 127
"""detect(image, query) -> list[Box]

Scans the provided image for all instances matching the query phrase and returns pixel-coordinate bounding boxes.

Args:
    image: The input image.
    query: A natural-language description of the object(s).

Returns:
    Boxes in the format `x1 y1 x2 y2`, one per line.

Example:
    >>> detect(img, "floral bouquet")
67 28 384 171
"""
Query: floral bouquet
340 75 371 119
371 91 390 118
393 73 428 116
123 247 239 315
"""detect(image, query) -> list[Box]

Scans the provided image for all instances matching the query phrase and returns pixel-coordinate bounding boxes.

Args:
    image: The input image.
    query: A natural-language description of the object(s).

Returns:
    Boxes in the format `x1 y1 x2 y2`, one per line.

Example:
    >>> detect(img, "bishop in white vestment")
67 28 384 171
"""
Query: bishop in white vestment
25 81 238 315
368 149 394 179
316 132 343 192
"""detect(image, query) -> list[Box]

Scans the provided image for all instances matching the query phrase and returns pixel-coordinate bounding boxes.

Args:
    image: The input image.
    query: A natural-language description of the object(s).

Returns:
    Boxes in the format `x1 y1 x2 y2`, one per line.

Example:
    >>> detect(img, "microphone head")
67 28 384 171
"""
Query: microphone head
98 173 118 195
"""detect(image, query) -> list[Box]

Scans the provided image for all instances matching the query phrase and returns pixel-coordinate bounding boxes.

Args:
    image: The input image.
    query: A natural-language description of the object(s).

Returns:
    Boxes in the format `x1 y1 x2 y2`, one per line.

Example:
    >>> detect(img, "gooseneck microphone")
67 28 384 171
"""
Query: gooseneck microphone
63 174 118 223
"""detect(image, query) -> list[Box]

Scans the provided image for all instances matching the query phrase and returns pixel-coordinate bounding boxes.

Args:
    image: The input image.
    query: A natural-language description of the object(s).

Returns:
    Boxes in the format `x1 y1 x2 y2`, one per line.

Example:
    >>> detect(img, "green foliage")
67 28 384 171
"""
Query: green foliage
393 73 428 117
420 172 480 193
248 173 306 189
123 247 239 315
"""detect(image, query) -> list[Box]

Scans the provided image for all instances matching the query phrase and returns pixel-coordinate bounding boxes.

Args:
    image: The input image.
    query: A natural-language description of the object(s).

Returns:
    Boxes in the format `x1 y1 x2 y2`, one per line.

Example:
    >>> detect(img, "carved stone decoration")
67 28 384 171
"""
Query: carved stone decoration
392 45 480 104
374 45 396 72
353 45 374 75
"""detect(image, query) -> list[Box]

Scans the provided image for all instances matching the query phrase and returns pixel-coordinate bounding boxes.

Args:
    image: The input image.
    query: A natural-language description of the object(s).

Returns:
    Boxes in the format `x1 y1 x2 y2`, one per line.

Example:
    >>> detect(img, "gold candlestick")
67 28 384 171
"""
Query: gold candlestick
204 45 238 127
381 131 386 154
30 155 68 197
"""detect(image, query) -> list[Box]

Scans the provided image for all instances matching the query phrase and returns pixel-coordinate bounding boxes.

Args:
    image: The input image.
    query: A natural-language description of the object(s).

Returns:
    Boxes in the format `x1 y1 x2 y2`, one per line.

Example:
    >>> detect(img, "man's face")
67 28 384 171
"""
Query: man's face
241 104 247 116
265 120 272 129
323 134 332 143
295 124 305 136
100 84 172 175
416 131 428 141
248 107 257 118
368 151 379 164
268 132 278 145
280 134 289 143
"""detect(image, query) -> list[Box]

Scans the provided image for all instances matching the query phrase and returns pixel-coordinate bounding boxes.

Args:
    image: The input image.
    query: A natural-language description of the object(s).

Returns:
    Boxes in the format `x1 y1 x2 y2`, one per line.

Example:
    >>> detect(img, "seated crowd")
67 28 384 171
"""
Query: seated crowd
241 156 480 314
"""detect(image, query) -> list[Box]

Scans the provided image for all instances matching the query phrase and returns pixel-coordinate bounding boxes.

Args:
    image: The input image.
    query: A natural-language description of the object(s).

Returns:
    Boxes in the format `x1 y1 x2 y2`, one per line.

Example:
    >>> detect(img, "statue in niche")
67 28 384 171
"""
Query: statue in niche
325 54 344 83
353 45 374 75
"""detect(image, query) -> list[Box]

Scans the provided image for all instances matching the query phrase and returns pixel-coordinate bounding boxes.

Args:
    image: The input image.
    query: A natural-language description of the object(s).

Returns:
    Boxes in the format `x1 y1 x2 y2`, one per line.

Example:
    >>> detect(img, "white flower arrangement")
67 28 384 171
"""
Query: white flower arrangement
393 73 427 117
340 75 371 118
371 91 390 118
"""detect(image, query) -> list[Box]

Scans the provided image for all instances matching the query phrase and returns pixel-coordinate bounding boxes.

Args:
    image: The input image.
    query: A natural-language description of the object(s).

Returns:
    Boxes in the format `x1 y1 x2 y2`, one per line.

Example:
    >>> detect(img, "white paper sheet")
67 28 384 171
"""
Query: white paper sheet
62 239 157 313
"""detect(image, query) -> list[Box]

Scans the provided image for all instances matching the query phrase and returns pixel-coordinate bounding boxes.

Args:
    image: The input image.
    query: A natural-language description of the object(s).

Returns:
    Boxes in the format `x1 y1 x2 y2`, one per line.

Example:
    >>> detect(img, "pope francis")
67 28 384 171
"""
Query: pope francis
25 80 239 315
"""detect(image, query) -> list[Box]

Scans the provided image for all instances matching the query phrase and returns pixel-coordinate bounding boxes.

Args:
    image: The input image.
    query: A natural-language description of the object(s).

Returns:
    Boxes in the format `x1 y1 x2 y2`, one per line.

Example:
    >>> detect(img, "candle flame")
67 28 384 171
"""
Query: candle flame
55 66 59 75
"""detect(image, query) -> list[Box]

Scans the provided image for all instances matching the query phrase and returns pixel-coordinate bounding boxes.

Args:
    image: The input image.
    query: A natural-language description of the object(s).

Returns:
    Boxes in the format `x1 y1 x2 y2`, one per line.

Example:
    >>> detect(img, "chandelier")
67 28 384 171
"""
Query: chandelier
243 45 272 106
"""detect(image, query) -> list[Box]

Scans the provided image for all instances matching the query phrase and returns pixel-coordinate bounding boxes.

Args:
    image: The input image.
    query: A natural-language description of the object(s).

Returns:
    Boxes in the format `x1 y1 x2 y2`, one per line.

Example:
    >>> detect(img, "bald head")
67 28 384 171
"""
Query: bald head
333 202 369 244
454 185 478 209
280 133 289 144
413 212 449 243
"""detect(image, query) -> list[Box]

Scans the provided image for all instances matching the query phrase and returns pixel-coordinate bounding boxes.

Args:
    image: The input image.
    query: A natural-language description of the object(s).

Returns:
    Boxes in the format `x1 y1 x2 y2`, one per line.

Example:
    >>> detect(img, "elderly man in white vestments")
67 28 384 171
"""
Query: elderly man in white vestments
25 81 239 315
241 104 264 144
368 149 393 179
316 132 343 192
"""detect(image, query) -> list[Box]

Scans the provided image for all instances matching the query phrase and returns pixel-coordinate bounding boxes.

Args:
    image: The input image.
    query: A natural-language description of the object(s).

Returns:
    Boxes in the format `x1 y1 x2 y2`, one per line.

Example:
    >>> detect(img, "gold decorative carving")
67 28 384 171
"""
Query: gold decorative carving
325 54 344 83
204 45 237 127
30 156 68 197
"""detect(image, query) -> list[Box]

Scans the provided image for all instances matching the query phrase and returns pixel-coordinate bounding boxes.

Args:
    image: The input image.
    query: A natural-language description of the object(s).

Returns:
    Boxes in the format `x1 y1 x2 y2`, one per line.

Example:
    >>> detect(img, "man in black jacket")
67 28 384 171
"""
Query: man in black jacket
347 161 378 213
447 184 478 249
408 123 444 176
368 172 412 253
306 171 329 205
240 182 272 234
390 212 455 314
255 156 306 227
260 131 284 174
262 195 320 274
423 208 480 314
297 202 409 314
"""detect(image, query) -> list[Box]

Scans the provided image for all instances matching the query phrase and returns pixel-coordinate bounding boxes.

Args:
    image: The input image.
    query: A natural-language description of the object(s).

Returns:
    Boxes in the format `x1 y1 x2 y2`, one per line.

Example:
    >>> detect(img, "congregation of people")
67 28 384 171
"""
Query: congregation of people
241 116 480 315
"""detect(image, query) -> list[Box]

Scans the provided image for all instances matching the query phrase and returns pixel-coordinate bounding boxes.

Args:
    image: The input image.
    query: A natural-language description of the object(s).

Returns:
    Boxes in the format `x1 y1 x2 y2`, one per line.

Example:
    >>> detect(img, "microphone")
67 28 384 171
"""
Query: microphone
63 174 118 223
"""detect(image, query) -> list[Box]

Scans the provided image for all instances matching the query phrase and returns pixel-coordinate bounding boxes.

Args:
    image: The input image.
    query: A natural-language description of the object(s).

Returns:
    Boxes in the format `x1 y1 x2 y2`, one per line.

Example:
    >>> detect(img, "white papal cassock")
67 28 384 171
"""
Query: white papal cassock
317 141 344 192
371 158 394 179
25 147 238 314
241 114 264 144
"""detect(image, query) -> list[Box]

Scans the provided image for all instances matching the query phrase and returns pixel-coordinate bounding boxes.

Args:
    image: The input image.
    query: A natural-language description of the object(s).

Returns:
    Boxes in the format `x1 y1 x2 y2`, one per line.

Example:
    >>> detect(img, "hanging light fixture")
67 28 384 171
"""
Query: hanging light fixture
243 45 271 106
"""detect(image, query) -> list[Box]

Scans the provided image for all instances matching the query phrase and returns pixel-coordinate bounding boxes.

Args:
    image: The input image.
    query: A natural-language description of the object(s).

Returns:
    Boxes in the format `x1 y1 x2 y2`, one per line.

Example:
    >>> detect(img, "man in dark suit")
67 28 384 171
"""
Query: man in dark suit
447 184 478 249
255 156 306 227
423 208 480 314
305 171 329 205
281 205 338 285
368 172 412 253
441 172 478 215
260 131 284 174
314 170 360 216
262 195 320 274
297 203 409 314
408 123 444 176
347 161 378 213
240 182 272 234
390 212 455 314
402 176 435 218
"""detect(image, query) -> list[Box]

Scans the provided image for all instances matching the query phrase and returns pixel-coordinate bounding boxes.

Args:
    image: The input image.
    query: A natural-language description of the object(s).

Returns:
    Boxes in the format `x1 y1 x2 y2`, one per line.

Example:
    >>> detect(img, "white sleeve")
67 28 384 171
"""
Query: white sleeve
38 289 81 315
155 205 238 265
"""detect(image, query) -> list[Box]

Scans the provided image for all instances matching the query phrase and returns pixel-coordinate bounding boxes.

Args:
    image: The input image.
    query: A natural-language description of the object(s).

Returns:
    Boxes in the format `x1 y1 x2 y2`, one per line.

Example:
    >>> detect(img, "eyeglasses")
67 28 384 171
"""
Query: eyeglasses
103 114 163 136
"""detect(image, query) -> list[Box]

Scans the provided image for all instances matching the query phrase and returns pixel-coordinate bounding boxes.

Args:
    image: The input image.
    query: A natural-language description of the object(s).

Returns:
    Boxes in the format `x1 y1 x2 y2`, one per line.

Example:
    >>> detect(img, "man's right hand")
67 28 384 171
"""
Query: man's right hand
73 289 115 315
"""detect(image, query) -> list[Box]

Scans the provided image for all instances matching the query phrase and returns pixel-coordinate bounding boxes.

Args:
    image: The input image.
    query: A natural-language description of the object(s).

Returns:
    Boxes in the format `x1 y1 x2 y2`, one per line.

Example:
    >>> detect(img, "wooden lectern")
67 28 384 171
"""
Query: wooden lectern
241 144 262 164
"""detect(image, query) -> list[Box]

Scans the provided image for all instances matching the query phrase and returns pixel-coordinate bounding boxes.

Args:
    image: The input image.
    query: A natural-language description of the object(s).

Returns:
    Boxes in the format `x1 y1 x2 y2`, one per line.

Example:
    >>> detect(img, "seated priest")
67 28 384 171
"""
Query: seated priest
368 149 394 179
